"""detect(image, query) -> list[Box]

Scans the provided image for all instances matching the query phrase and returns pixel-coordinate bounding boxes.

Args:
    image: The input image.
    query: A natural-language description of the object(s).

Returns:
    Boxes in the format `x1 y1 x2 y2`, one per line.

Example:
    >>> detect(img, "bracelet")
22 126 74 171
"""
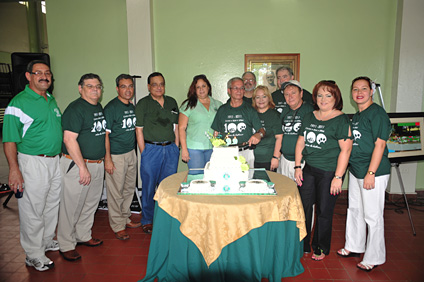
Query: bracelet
334 175 342 180
272 156 280 160
294 166 301 169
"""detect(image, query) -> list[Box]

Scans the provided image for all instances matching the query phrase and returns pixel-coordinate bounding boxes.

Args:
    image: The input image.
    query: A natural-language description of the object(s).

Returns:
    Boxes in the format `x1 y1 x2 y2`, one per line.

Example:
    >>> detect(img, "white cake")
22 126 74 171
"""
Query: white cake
181 147 275 194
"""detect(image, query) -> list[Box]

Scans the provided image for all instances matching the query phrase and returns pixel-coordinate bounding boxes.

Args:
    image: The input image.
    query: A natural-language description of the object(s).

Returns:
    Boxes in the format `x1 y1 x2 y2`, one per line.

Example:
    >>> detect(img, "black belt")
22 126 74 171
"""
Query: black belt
145 140 173 146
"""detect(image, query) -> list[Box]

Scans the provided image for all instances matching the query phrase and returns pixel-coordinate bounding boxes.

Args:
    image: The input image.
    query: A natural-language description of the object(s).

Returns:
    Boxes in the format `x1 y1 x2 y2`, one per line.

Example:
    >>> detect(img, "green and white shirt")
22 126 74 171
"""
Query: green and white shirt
254 108 283 163
2 85 62 156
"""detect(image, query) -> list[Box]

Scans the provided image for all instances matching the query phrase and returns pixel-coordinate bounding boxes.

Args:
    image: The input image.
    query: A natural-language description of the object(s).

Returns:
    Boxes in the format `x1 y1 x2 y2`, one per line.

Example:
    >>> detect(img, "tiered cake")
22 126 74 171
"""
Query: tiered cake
181 146 275 194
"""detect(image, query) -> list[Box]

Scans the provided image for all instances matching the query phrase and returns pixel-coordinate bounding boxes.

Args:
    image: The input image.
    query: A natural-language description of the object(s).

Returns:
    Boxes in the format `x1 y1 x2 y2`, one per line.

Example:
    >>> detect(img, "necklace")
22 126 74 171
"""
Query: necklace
318 109 335 121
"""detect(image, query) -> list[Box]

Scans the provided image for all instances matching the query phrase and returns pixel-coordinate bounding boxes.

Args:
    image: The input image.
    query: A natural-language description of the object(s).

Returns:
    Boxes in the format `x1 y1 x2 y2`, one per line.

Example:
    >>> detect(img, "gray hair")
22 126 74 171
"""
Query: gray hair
227 77 243 89
242 71 256 81
276 66 293 77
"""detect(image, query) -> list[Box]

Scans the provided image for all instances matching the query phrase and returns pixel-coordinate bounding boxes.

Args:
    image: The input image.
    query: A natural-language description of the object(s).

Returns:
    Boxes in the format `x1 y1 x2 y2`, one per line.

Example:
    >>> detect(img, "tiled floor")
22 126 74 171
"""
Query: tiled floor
1 193 423 282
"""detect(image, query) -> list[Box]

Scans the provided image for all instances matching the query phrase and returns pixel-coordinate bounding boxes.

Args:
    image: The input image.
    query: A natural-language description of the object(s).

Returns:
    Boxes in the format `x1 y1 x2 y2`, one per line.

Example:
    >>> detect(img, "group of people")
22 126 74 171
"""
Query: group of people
3 60 390 273
179 68 391 272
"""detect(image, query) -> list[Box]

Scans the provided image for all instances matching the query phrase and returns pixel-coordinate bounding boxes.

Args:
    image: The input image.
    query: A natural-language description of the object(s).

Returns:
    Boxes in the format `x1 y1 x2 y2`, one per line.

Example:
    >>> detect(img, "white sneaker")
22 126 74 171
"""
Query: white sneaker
45 240 59 252
25 257 54 271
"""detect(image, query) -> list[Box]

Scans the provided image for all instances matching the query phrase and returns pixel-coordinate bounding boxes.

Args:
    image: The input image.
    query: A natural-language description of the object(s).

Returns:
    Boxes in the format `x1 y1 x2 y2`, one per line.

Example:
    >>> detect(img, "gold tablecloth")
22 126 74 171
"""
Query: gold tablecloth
154 171 306 267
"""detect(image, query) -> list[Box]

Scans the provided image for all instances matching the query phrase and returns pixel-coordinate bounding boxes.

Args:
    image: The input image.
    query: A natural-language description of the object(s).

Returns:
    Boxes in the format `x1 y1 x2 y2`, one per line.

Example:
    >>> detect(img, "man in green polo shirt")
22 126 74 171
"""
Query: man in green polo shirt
3 60 62 271
104 74 140 240
211 77 265 168
271 66 313 113
57 73 106 261
135 72 180 234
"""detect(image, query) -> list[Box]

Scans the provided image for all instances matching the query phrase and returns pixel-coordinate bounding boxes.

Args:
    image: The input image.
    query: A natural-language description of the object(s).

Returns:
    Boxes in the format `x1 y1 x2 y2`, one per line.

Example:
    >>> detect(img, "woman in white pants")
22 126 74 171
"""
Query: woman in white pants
337 76 391 272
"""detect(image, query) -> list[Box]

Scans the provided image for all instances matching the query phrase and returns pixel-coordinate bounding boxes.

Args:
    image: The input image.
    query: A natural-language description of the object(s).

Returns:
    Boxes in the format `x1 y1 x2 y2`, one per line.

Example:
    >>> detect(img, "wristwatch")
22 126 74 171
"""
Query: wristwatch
334 175 342 180
368 171 375 175
272 156 280 160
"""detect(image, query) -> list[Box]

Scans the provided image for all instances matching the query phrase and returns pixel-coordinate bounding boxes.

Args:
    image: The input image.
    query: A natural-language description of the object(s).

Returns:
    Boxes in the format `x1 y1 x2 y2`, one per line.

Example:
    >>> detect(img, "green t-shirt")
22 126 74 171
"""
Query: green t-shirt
254 108 283 163
104 97 136 154
272 88 313 114
135 94 179 142
211 100 263 144
300 112 351 171
349 103 391 178
2 85 62 156
280 103 314 161
180 97 222 150
62 97 106 160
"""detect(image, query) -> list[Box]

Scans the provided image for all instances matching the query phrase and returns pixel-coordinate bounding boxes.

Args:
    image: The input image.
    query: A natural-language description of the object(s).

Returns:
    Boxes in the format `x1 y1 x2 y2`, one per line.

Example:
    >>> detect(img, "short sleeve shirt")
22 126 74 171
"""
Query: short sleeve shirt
180 97 222 150
104 97 136 154
135 94 179 142
349 103 391 178
253 108 283 163
211 101 263 144
280 103 314 161
300 112 351 171
62 97 106 160
272 88 314 114
2 85 62 156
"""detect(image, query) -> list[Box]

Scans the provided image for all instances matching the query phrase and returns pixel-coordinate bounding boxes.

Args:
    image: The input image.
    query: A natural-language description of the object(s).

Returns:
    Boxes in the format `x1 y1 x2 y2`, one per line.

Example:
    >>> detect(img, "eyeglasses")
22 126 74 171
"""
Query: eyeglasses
150 83 165 88
119 85 134 89
230 87 245 91
30 71 52 77
243 79 255 83
84 84 103 90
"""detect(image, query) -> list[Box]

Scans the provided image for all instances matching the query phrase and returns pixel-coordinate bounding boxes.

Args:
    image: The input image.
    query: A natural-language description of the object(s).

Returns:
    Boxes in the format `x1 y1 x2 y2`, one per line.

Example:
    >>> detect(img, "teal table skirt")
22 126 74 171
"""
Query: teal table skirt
140 202 304 282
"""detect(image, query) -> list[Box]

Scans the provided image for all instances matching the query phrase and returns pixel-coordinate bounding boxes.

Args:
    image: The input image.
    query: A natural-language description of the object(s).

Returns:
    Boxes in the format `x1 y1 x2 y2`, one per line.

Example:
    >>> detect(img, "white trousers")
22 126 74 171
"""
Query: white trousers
277 156 304 180
17 153 61 259
344 172 389 265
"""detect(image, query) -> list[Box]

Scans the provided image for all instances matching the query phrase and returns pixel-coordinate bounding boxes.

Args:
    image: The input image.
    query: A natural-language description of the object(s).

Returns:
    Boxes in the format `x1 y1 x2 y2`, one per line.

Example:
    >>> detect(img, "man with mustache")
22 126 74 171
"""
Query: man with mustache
3 60 62 271
242 71 257 104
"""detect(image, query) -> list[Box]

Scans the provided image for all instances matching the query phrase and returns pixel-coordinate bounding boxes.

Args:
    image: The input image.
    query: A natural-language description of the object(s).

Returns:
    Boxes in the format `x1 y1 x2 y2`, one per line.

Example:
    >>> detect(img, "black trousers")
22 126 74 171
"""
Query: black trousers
298 164 339 255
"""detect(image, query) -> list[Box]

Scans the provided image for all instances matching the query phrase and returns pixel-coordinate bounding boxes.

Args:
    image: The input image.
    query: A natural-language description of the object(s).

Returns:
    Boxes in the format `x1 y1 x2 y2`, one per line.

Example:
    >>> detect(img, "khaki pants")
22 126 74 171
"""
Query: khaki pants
105 150 137 232
18 153 61 259
57 157 104 252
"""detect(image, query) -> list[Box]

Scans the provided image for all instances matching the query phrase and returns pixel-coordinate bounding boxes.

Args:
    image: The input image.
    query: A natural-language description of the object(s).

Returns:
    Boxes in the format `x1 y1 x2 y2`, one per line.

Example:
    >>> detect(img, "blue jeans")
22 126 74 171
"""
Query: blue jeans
140 143 179 225
187 149 212 175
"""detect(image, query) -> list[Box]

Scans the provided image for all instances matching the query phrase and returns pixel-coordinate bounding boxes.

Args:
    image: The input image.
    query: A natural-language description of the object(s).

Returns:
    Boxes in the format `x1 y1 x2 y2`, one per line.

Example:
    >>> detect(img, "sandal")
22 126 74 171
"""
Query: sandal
311 248 325 261
337 248 360 258
357 262 378 272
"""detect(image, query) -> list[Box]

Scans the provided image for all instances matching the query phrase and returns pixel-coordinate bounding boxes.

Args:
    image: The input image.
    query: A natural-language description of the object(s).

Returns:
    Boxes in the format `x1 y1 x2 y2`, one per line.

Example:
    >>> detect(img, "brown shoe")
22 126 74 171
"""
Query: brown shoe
142 224 153 234
126 221 142 228
60 250 81 261
77 238 103 247
115 230 130 240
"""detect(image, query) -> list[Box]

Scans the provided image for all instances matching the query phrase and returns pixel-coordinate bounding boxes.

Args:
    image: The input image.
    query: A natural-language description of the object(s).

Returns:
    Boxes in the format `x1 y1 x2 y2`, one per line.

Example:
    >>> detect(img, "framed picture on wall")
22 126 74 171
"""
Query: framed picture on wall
245 53 300 93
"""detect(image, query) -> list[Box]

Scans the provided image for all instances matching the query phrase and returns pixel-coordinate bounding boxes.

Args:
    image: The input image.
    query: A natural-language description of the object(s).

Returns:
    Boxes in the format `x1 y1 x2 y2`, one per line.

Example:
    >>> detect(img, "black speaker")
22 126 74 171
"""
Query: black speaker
11 52 53 96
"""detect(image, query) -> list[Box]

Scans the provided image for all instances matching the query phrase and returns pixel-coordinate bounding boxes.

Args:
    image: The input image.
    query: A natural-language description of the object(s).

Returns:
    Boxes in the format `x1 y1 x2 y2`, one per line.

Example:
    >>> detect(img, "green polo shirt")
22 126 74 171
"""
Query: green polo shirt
104 97 136 154
254 108 283 163
349 103 391 178
62 97 106 160
280 103 314 161
211 100 263 144
2 85 62 156
135 94 179 142
180 97 222 150
300 112 351 171
272 88 313 114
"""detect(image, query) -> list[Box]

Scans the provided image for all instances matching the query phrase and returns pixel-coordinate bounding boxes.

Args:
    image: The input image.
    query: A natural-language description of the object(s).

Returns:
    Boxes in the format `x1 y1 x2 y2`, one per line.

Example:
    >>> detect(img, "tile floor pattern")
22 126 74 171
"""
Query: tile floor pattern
0 195 423 282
